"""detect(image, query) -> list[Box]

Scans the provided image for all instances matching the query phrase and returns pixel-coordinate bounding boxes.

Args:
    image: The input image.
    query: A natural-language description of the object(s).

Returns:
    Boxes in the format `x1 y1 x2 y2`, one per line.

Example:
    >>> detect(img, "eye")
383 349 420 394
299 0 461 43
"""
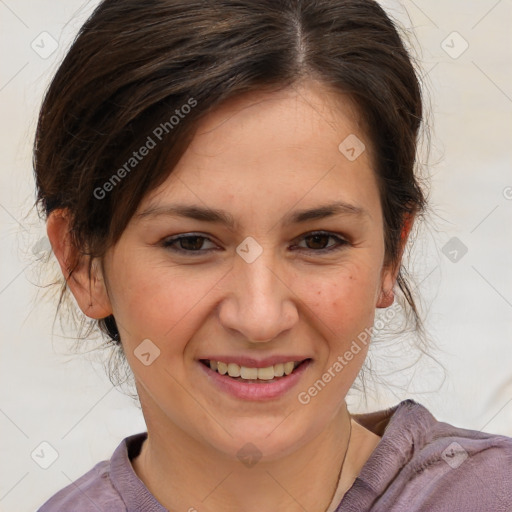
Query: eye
293 231 349 253
160 231 349 256
161 234 217 254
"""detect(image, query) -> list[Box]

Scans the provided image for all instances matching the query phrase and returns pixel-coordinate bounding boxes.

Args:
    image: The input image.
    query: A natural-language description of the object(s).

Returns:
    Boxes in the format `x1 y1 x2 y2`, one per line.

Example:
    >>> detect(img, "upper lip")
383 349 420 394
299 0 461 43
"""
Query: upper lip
199 356 311 368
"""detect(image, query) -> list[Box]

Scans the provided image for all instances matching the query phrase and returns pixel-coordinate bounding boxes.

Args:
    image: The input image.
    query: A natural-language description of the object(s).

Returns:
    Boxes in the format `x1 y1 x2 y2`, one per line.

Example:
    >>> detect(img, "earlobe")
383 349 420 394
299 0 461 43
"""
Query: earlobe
46 209 113 319
376 287 395 308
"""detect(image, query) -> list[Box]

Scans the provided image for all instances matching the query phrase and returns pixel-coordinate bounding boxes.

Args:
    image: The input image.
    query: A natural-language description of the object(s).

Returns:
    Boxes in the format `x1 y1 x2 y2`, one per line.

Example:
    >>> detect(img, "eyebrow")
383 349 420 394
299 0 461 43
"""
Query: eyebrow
136 200 370 228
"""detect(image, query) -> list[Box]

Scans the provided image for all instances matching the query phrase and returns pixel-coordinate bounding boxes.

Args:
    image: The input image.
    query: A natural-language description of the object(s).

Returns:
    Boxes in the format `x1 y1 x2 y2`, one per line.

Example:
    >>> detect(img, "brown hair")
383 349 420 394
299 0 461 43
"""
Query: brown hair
33 0 437 392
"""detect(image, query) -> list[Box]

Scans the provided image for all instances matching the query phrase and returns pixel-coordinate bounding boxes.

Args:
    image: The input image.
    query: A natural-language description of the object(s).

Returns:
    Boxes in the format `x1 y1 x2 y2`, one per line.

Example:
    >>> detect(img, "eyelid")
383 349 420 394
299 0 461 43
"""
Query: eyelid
291 231 349 252
160 232 218 254
160 230 349 255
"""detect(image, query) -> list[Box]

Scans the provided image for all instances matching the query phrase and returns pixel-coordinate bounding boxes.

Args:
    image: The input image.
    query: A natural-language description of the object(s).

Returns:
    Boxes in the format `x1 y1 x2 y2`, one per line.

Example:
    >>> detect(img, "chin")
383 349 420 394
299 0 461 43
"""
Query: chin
205 420 311 463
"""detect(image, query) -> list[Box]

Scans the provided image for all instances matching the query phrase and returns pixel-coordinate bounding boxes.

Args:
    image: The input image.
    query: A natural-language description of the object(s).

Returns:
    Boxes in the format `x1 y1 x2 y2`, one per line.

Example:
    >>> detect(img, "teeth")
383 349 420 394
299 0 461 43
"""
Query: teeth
227 363 241 377
283 361 295 375
274 363 284 377
240 366 258 379
208 359 302 380
257 366 275 380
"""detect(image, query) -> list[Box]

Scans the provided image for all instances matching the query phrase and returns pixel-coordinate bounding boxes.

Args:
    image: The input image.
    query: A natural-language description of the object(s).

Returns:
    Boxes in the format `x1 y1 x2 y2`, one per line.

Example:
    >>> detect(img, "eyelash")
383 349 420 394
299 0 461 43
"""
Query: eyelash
160 231 349 255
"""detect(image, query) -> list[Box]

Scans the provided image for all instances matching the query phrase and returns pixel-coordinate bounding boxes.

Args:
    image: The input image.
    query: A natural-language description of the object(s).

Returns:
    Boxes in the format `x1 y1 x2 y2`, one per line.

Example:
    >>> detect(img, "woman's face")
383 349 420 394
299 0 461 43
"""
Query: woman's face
99 81 395 460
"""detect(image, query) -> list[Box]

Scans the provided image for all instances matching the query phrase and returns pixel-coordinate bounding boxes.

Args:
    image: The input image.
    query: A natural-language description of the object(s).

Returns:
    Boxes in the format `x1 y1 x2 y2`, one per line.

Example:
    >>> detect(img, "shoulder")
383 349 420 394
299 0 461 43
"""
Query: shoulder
36 431 167 512
36 459 126 511
377 399 512 511
33 432 152 512
413 417 512 510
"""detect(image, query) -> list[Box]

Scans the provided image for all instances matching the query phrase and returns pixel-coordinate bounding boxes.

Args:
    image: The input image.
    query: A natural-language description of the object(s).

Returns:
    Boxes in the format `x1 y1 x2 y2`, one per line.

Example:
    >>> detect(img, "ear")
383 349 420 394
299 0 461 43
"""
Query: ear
376 213 414 308
46 209 113 319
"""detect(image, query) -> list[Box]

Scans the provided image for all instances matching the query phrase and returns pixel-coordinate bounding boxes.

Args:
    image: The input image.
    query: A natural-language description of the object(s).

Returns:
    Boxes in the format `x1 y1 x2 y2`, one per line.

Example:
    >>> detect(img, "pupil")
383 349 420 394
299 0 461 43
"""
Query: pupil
181 236 203 250
307 234 328 249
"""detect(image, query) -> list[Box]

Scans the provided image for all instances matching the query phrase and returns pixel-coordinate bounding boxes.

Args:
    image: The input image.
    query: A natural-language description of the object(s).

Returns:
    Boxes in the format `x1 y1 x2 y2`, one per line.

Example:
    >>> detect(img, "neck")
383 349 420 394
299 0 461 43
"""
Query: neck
132 403 361 512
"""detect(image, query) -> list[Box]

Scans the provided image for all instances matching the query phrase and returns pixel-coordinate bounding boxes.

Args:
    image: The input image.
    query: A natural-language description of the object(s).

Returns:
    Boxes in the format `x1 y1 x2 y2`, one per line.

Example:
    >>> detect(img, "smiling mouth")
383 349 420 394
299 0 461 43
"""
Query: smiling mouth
199 359 311 382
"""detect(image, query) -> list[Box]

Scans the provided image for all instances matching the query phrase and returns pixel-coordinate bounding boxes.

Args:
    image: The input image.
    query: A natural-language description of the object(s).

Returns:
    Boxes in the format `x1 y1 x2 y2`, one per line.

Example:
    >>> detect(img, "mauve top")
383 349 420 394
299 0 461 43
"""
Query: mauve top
37 399 512 511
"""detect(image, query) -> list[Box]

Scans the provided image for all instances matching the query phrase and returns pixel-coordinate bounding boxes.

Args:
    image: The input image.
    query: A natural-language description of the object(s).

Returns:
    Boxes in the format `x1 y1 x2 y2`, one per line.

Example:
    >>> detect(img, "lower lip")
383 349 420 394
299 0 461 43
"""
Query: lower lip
197 359 312 401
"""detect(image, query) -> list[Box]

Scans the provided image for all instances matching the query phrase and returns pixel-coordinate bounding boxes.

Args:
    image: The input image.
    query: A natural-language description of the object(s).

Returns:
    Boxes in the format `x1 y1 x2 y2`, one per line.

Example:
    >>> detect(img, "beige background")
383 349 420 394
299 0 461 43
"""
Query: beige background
1 0 511 510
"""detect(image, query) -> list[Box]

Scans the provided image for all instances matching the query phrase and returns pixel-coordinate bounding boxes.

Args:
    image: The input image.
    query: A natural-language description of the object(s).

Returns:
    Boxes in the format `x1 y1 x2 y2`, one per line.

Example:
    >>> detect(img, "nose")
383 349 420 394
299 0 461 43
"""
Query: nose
218 249 299 343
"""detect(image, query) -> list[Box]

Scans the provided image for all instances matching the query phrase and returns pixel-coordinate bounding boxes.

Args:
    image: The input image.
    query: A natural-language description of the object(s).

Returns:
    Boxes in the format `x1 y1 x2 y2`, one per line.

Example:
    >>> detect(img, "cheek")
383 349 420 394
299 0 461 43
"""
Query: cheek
106 244 381 355
301 264 379 339
298 268 378 395
106 254 217 347
107 253 231 362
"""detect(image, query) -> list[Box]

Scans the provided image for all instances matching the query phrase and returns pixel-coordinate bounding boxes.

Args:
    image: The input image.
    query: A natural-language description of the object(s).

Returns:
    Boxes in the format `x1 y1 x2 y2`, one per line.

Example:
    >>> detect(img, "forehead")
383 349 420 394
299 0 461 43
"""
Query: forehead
139 81 380 222
191 81 366 158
